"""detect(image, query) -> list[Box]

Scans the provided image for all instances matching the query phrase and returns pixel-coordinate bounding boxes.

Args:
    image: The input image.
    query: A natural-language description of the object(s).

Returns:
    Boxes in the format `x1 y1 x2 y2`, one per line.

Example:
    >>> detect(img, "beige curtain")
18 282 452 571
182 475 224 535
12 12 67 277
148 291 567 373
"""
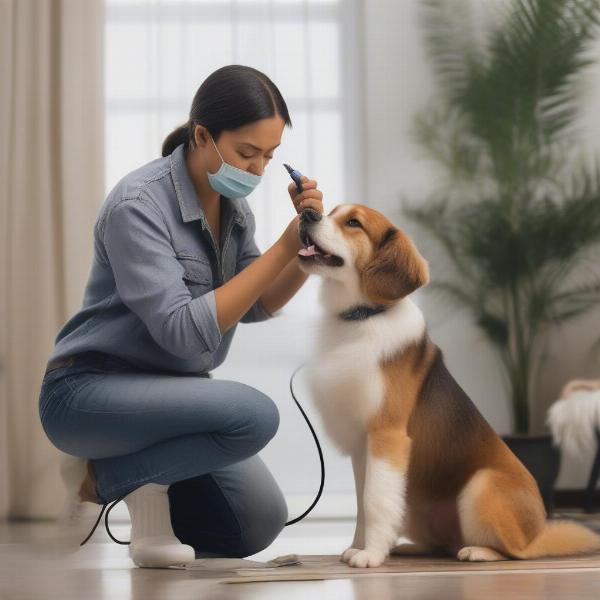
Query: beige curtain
0 0 104 519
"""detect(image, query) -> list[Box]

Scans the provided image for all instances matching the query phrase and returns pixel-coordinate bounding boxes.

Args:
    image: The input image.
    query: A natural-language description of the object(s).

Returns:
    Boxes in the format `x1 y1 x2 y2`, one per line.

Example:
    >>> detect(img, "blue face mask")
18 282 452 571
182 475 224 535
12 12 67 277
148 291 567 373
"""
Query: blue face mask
206 134 262 198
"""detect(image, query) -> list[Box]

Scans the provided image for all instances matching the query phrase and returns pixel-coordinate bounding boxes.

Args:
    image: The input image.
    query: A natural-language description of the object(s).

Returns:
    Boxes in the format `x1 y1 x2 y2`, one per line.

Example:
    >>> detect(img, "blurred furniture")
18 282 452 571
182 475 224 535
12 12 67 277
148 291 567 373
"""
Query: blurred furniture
547 387 600 514
584 429 600 513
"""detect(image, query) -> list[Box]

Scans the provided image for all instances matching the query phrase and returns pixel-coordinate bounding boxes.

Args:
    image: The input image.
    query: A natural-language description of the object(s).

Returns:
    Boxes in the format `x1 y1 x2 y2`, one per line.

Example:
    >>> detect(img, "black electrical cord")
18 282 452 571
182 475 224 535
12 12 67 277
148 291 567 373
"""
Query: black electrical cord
284 361 325 526
78 361 325 545
79 493 131 546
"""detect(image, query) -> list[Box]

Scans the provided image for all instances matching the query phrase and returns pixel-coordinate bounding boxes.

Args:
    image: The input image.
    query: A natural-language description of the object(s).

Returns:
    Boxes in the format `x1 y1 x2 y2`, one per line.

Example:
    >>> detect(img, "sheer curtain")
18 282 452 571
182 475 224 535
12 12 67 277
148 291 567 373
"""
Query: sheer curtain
1 0 104 519
104 0 365 515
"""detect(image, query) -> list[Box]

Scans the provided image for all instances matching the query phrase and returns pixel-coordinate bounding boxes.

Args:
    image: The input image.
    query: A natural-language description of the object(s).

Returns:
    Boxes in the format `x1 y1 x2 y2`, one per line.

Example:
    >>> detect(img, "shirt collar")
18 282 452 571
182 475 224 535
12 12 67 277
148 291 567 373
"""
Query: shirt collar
169 143 247 229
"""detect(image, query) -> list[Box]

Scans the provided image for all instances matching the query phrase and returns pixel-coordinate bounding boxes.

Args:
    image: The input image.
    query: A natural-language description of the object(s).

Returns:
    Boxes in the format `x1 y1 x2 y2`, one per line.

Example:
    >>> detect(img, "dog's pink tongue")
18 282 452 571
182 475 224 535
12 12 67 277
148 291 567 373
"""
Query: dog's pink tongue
298 244 318 257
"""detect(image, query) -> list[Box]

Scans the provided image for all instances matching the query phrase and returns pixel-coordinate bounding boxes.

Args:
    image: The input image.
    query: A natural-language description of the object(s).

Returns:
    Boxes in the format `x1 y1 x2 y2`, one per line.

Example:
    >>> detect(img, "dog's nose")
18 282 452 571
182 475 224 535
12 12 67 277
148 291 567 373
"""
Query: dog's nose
300 207 322 224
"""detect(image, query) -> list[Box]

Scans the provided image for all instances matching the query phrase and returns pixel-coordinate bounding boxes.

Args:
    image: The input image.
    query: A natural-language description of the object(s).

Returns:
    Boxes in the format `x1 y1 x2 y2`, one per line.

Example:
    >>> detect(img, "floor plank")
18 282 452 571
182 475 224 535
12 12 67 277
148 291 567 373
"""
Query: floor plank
2 517 600 600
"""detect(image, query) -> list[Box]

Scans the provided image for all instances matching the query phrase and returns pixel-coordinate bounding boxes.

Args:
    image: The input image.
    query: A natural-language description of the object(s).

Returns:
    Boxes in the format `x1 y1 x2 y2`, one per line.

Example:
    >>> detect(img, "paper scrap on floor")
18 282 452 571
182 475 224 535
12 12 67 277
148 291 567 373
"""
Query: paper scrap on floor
169 553 301 571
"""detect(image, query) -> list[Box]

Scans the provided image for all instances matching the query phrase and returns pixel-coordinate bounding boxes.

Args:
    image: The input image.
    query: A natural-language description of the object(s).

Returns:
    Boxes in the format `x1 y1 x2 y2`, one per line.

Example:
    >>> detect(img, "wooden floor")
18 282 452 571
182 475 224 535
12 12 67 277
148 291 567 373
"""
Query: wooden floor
2 514 600 599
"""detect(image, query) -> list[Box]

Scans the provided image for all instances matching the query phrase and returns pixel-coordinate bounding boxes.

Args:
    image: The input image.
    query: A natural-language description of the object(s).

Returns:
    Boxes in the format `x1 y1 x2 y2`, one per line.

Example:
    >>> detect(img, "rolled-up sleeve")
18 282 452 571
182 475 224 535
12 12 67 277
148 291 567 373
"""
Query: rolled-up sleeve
103 196 222 358
236 210 279 323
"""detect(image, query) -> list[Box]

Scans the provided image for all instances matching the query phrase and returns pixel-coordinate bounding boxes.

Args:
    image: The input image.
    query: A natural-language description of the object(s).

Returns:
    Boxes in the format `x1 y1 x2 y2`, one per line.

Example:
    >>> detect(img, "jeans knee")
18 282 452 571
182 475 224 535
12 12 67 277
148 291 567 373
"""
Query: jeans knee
238 491 288 557
250 390 280 446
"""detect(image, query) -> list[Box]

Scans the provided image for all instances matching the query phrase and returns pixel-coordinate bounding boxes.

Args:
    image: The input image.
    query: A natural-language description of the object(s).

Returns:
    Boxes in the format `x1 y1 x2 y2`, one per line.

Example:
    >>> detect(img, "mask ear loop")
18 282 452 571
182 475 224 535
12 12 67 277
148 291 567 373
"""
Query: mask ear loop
207 132 226 174
209 133 224 162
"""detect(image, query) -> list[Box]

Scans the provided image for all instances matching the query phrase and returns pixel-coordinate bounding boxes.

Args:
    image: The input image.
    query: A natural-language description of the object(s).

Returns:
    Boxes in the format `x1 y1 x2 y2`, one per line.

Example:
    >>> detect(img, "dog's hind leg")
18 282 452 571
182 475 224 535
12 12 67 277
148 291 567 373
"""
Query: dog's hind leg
457 468 546 562
457 546 508 561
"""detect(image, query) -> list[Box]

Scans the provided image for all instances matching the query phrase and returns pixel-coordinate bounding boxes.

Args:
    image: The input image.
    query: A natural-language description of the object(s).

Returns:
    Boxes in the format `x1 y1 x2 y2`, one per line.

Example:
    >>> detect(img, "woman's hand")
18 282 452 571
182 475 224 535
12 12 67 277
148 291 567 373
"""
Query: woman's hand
277 175 324 260
288 176 324 215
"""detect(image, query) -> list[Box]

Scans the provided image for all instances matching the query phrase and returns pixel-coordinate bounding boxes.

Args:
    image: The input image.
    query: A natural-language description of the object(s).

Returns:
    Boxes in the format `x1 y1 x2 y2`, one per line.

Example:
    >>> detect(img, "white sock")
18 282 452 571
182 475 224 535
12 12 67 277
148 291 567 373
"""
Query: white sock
123 482 195 567
124 483 178 541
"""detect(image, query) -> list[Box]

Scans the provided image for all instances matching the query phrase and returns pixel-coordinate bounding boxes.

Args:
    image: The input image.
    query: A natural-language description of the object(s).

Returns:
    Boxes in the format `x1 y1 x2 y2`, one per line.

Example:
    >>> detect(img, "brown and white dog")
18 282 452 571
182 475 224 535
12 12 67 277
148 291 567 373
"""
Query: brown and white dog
296 204 600 568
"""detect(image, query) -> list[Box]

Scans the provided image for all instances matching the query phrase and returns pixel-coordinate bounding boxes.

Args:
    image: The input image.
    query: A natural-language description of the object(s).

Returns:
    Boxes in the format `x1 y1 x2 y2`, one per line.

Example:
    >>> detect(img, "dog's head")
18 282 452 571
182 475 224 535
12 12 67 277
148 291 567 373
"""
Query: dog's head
297 204 429 304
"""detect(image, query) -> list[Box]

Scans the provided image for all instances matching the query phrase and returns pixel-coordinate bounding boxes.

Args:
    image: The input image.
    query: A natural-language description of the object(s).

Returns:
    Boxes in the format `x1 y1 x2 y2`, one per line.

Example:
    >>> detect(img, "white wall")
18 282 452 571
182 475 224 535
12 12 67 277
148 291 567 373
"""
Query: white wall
214 0 600 521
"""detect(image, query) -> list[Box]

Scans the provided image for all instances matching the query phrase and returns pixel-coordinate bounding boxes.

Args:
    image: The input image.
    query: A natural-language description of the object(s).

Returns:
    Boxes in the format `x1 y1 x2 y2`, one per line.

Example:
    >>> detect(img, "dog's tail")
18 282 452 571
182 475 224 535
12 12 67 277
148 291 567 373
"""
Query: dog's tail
508 519 600 559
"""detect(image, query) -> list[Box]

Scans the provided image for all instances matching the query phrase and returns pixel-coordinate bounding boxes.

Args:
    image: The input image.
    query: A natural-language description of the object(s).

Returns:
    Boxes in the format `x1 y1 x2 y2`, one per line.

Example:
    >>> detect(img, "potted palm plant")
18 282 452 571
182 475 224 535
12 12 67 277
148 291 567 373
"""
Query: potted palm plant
404 0 600 512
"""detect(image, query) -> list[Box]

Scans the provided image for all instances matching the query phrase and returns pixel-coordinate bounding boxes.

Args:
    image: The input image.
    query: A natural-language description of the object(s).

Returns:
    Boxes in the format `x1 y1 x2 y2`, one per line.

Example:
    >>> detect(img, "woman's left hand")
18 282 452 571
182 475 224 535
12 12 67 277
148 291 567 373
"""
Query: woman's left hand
287 176 324 215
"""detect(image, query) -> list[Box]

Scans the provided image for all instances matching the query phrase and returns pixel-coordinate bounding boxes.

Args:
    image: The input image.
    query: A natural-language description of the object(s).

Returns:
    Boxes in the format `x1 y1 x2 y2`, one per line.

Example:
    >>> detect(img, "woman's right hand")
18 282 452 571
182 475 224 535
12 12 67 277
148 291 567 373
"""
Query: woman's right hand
279 175 324 259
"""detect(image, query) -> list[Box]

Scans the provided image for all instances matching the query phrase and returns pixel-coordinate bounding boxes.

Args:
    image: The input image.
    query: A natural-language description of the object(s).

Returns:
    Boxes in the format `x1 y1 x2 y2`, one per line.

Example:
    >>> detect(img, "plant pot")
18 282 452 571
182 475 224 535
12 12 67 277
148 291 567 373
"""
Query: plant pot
501 434 561 515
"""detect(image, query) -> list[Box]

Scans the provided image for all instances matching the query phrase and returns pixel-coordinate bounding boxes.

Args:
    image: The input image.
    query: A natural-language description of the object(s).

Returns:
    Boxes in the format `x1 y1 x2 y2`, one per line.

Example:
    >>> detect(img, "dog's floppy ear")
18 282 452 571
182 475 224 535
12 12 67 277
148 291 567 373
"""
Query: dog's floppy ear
361 227 429 304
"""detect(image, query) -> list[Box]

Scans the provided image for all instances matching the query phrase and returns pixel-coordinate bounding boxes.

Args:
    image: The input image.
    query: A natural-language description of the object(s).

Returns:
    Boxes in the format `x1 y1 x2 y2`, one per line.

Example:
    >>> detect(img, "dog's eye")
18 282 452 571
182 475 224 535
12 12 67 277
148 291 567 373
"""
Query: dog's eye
346 218 361 228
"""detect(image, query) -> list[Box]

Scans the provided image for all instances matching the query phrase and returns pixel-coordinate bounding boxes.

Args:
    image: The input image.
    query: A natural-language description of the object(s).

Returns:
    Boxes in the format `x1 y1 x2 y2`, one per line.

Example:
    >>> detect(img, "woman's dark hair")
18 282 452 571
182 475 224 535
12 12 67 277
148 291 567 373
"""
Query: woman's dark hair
161 64 292 157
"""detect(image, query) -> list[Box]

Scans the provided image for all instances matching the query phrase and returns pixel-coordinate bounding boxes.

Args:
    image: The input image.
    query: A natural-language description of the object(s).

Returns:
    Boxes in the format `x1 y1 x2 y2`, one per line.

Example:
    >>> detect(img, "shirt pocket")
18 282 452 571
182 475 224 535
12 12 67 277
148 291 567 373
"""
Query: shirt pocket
176 253 213 293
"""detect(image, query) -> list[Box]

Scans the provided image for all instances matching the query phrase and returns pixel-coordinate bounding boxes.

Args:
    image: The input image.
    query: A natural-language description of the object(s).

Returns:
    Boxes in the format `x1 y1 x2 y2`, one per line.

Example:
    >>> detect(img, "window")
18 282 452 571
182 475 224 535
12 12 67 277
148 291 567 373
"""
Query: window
105 0 364 251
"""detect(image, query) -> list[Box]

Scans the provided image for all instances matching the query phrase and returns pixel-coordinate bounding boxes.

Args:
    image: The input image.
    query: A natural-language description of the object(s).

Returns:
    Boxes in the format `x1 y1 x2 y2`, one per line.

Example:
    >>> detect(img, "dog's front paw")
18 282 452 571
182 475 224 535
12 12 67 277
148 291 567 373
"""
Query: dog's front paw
340 547 362 563
347 548 387 568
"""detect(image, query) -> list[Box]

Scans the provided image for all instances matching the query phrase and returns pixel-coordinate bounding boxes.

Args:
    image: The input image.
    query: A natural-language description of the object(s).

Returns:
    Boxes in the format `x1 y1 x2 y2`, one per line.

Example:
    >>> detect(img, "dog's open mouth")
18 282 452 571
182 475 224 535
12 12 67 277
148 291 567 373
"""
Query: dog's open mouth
298 232 344 267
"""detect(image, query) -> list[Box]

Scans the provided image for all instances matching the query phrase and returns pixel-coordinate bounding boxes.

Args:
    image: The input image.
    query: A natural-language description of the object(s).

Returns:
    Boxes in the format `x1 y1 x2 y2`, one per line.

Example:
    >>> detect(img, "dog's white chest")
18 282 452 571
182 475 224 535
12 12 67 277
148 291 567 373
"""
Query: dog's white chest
304 335 386 455
302 299 425 455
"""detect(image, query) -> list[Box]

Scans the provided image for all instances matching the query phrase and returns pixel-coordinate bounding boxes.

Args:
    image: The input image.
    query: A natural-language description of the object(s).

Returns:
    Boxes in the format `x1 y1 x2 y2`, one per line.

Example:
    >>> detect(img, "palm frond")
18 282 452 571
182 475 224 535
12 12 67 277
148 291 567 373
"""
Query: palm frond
403 195 478 283
546 277 600 323
461 0 600 146
477 310 510 348
411 103 486 180
418 0 481 99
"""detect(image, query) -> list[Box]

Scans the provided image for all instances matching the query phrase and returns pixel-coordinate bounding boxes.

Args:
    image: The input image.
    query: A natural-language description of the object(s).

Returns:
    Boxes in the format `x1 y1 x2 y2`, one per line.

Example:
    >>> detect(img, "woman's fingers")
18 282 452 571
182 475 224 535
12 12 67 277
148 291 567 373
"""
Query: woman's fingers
286 174 323 214
287 178 317 191
288 178 318 200
293 188 323 211
297 197 324 214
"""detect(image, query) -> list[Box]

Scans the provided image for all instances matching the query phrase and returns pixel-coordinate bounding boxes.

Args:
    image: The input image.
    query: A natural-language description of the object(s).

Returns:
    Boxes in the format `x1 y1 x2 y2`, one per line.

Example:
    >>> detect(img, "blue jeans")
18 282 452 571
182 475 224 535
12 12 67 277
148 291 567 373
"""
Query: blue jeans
38 352 288 558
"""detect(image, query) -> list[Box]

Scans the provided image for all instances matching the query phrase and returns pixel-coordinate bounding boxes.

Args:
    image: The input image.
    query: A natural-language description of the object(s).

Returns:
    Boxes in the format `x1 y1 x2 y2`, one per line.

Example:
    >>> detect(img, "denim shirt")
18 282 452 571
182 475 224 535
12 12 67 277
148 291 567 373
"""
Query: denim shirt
46 143 279 374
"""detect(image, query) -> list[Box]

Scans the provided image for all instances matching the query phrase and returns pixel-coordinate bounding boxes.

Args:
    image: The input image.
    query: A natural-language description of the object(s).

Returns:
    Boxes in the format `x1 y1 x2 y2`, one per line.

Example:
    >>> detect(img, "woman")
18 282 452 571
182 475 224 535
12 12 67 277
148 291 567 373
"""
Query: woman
38 64 324 567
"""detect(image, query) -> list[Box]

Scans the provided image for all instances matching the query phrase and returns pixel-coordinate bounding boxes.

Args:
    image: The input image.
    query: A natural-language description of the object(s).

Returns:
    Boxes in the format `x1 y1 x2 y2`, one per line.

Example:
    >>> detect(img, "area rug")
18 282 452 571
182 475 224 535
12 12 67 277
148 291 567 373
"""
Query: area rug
170 552 600 584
